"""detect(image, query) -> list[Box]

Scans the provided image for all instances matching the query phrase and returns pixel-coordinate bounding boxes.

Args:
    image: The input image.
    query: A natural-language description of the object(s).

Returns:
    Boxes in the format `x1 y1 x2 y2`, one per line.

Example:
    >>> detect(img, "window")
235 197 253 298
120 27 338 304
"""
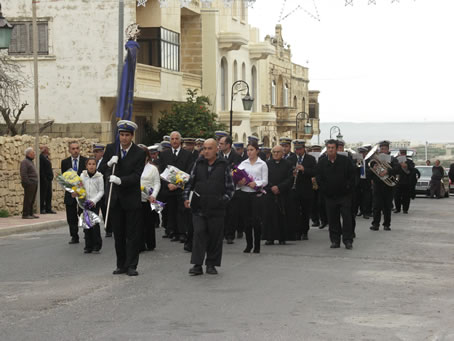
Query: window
241 62 246 81
137 27 179 72
293 96 297 109
271 81 276 106
283 84 289 107
233 60 238 82
251 66 257 112
9 21 49 55
241 1 247 21
221 58 228 111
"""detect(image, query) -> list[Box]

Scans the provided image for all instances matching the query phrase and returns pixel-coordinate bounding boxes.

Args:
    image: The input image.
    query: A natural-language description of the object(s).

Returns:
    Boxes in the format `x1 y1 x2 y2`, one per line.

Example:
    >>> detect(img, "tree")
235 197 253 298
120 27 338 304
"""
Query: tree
157 89 226 140
0 54 30 135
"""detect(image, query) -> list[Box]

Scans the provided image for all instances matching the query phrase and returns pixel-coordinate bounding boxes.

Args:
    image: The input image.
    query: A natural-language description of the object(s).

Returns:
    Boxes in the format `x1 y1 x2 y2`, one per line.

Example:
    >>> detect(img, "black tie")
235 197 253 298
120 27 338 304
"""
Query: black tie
298 156 302 164
173 149 177 156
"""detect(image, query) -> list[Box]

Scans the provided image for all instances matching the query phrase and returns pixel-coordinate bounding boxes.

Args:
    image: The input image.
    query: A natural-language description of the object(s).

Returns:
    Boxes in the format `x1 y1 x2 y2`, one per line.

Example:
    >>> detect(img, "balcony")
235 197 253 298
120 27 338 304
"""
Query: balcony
249 42 275 60
134 64 202 102
218 32 248 51
250 112 277 127
218 111 251 127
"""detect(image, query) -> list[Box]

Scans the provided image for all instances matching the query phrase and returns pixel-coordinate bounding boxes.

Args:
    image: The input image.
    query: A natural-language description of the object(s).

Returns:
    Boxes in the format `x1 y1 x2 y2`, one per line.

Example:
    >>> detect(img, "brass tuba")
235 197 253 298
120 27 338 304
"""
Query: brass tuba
365 145 398 187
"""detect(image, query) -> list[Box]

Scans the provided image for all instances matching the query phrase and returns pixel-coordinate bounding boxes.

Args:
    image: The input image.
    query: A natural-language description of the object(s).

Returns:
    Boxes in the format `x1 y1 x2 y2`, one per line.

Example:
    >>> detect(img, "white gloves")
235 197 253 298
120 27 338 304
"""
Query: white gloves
107 155 119 167
109 175 121 185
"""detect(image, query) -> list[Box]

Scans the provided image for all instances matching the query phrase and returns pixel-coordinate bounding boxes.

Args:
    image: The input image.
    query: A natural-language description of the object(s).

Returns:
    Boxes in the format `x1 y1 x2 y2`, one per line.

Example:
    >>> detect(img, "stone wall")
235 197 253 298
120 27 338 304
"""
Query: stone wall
0 135 98 216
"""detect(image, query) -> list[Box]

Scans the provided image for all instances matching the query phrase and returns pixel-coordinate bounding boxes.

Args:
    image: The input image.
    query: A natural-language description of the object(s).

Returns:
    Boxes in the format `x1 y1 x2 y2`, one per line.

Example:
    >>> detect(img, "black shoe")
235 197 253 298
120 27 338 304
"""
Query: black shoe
345 242 353 250
243 247 252 253
312 221 320 227
265 241 274 245
40 210 47 214
68 239 79 244
394 210 400 214
46 210 57 214
403 211 408 214
356 212 362 217
162 233 170 239
253 248 260 254
237 232 244 239
302 234 308 240
170 235 179 242
127 268 139 276
183 243 192 252
105 232 112 238
189 265 203 276
84 249 92 253
330 242 340 248
384 226 391 231
226 239 234 245
363 214 369 219
319 223 328 229
206 266 218 275
370 225 379 231
113 268 127 275
279 241 286 245
353 232 356 239
295 234 302 240
179 235 187 243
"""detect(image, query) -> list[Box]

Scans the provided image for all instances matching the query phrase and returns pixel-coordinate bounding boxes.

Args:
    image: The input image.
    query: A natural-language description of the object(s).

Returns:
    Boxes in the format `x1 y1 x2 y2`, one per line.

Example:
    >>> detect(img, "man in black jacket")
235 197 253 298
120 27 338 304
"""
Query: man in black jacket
184 139 235 275
159 131 194 243
219 135 242 244
291 140 317 240
316 139 356 249
100 120 145 276
61 141 87 244
39 146 56 214
394 148 415 213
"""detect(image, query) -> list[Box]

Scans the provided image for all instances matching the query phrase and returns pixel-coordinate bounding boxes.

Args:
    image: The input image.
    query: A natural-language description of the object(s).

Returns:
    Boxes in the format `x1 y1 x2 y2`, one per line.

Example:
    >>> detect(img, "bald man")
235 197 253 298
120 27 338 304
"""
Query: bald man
183 139 235 276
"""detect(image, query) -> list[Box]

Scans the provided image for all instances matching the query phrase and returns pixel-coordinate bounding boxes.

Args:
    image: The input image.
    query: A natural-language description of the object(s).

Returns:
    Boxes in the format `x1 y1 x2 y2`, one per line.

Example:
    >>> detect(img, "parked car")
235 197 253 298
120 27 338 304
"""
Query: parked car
415 166 450 197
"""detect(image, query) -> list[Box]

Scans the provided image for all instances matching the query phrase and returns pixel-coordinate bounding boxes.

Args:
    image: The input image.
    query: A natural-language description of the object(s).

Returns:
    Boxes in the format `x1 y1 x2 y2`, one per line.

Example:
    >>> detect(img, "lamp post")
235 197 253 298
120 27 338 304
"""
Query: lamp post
229 80 254 136
295 111 312 139
0 3 13 49
329 125 343 140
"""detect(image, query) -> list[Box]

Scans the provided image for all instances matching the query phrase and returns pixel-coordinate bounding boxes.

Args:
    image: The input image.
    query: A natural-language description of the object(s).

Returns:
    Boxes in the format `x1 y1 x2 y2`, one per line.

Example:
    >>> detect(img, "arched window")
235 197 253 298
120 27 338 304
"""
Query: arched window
233 60 238 82
251 66 257 112
240 0 246 21
242 133 247 143
221 57 228 111
293 96 297 109
271 80 276 106
283 84 289 107
234 133 238 141
302 97 306 112
242 62 246 82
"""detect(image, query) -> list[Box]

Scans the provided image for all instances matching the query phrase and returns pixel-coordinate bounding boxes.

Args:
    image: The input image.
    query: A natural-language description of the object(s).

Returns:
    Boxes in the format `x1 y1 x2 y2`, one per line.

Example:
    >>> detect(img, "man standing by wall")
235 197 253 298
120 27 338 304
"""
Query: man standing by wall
61 141 87 244
39 146 56 214
20 148 39 219
184 139 235 276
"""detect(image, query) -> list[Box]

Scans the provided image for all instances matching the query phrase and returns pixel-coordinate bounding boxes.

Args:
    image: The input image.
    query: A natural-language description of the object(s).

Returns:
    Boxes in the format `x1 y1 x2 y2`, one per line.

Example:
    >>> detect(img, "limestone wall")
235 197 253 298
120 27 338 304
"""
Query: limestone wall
0 135 98 216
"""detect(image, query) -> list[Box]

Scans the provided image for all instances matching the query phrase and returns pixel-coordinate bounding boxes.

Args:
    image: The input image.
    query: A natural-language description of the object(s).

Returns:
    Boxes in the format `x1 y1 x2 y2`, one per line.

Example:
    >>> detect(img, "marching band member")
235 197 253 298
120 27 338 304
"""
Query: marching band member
183 137 199 163
291 139 317 240
356 146 372 219
280 137 296 163
237 140 268 253
370 140 399 231
234 142 248 161
393 148 415 214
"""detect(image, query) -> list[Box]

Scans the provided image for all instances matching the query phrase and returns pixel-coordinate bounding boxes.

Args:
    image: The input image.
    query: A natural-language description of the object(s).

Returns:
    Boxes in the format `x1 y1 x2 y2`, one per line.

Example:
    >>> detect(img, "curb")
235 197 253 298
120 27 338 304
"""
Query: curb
0 219 66 237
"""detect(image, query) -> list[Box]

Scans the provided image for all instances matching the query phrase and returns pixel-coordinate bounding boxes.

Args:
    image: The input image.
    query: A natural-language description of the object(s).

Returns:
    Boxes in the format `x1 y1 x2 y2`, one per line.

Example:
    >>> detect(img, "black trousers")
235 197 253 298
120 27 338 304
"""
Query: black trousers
39 179 52 212
318 191 328 224
224 196 236 240
191 214 225 267
262 193 287 242
84 206 102 251
293 192 313 237
111 203 141 270
22 183 37 217
141 202 157 250
372 183 394 227
358 179 372 215
430 180 441 198
394 184 411 212
238 191 263 250
325 194 353 244
311 190 320 223
65 202 80 240
166 195 187 236
229 191 245 237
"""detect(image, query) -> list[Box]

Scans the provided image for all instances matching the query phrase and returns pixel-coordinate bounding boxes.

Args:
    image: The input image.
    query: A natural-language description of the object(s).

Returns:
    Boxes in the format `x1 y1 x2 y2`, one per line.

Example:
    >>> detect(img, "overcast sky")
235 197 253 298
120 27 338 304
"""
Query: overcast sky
248 0 454 123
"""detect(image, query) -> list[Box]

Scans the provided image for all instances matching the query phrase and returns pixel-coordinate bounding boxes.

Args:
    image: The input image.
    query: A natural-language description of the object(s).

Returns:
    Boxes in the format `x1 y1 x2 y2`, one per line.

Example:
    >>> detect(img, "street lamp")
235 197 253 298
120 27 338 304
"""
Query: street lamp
229 80 254 136
329 125 343 140
0 3 14 49
295 112 312 139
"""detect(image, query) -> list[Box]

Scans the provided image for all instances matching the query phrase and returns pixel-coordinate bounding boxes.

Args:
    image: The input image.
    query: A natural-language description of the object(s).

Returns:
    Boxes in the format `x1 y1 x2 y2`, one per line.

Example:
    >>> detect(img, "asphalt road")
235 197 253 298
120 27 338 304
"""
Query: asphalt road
1 197 453 341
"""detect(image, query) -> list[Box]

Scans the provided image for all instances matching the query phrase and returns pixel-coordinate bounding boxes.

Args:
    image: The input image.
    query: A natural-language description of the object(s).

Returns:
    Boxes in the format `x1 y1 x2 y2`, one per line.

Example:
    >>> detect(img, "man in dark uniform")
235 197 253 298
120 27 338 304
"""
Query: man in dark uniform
61 141 87 244
184 138 235 276
234 142 247 161
394 148 415 214
280 137 297 163
316 139 356 249
39 146 56 214
263 145 293 245
195 138 205 152
215 130 229 142
94 143 111 237
218 135 242 244
291 139 317 240
356 146 373 219
100 120 145 276
370 140 399 231
183 137 199 163
159 131 193 243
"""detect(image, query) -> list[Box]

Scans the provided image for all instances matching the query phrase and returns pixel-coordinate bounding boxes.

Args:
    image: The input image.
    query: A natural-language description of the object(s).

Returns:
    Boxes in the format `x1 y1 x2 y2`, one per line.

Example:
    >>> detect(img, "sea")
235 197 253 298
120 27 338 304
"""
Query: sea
312 122 454 146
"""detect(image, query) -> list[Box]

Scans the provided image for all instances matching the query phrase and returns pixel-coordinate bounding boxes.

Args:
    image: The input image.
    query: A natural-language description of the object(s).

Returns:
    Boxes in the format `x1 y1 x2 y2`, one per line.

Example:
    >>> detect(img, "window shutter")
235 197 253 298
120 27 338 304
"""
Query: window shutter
9 23 27 54
38 23 48 54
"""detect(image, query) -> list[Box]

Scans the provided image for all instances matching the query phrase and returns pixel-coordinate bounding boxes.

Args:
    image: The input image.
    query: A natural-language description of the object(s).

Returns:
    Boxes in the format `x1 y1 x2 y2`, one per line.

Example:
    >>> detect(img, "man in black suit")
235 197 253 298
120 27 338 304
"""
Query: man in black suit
100 120 145 276
61 141 87 244
183 137 199 163
159 131 193 243
291 140 317 240
218 135 242 244
39 146 56 214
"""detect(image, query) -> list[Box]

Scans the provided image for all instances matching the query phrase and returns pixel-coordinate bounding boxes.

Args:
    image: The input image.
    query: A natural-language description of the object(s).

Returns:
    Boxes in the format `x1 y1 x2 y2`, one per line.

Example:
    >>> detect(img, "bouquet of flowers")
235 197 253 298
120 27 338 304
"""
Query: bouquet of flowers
160 165 190 189
141 186 166 213
232 165 266 195
56 169 102 230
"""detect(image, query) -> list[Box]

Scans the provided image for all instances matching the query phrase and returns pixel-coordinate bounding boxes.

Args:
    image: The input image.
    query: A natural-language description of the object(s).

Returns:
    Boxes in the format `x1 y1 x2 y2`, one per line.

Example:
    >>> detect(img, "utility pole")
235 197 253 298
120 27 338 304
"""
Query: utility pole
32 0 40 213
425 141 428 161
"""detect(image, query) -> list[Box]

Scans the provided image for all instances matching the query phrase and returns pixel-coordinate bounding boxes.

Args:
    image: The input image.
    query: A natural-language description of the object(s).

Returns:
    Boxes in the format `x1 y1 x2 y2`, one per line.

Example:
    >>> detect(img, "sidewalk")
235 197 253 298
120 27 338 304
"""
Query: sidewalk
0 211 66 237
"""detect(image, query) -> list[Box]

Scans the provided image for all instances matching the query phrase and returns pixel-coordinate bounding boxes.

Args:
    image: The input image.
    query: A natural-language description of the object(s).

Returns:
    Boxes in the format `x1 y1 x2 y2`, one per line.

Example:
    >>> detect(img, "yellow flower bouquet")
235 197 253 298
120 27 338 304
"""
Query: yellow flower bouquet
160 165 190 190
